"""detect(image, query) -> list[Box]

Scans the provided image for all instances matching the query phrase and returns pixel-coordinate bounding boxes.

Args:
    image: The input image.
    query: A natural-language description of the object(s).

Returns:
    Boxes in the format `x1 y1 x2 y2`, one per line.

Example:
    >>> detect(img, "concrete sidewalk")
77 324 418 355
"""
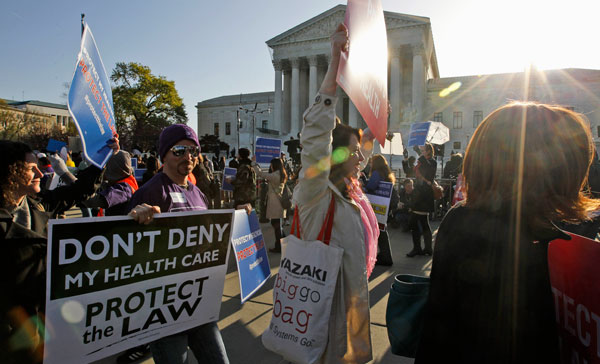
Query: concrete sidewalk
94 218 439 364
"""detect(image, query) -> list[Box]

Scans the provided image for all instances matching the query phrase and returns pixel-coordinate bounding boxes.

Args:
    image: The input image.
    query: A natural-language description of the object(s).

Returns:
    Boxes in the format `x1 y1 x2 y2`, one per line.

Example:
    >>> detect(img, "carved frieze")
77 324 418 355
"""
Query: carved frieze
276 12 344 44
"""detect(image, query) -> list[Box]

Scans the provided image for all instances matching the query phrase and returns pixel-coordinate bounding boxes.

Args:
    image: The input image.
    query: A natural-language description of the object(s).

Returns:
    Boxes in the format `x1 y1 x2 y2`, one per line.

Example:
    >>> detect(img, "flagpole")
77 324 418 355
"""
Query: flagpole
81 14 85 38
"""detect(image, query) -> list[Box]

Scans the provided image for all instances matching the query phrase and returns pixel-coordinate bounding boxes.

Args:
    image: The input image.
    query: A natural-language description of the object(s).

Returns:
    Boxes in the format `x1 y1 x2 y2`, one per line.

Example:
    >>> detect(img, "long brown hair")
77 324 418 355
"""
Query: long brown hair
270 158 287 184
463 102 600 228
371 154 395 184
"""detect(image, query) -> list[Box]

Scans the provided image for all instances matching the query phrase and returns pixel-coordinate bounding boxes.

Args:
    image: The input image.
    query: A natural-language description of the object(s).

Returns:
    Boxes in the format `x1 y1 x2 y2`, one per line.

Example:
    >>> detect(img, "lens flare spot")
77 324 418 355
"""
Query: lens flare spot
317 158 330 171
61 300 85 324
439 81 462 98
332 147 349 164
305 166 320 179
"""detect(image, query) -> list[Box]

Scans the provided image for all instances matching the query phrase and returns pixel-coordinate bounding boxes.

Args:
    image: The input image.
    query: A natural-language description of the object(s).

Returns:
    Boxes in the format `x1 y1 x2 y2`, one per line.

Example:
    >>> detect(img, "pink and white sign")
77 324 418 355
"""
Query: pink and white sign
336 0 389 146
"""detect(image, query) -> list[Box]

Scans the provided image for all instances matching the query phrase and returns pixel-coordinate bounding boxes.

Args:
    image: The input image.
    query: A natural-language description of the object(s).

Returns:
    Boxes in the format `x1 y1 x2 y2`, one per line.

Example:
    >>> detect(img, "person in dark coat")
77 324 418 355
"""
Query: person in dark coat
284 136 301 166
402 149 416 178
406 143 436 257
141 156 160 186
442 152 463 179
0 138 117 364
390 178 414 231
416 102 600 363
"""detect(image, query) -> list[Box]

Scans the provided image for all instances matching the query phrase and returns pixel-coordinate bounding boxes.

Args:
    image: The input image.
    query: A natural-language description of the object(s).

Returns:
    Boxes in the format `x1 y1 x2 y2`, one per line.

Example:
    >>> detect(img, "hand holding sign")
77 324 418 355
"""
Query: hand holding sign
331 23 349 54
319 23 349 96
129 203 161 225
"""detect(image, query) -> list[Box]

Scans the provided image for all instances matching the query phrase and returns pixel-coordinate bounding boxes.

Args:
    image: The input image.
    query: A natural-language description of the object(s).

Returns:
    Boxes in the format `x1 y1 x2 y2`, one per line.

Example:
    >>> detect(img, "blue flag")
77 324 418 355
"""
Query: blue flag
67 24 117 168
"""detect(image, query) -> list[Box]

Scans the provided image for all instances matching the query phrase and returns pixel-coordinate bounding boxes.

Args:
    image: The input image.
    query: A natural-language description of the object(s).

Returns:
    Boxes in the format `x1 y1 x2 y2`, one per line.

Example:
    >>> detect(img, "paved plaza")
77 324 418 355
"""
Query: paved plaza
81 211 439 364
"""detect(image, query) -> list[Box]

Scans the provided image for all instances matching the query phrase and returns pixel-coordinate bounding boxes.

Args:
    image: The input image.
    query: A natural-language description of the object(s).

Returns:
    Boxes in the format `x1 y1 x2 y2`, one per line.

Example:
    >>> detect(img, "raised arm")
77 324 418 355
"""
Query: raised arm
294 24 348 206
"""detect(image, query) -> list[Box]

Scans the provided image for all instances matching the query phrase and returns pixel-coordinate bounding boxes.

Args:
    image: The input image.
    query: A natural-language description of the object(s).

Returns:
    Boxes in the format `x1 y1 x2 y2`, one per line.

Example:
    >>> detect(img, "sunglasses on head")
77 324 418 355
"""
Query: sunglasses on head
170 145 200 157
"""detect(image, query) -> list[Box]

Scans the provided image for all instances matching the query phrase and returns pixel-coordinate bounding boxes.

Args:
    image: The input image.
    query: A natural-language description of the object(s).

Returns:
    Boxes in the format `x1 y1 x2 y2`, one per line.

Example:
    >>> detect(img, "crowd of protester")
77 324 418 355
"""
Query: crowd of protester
5 22 600 364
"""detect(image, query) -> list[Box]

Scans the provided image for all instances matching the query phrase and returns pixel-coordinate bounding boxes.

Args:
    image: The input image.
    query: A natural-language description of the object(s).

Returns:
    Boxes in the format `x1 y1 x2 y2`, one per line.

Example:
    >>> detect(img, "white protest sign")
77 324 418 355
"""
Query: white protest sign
365 181 393 225
44 210 233 364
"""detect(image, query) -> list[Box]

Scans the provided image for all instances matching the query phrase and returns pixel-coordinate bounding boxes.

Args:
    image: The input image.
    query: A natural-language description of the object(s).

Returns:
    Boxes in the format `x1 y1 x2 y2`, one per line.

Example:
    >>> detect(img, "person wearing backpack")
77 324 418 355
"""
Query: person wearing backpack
251 157 287 252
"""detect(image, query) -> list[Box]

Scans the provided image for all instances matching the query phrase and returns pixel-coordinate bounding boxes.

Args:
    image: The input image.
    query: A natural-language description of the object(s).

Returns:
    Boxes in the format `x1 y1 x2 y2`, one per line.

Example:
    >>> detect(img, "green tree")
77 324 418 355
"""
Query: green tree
0 100 75 149
111 62 187 151
198 134 230 156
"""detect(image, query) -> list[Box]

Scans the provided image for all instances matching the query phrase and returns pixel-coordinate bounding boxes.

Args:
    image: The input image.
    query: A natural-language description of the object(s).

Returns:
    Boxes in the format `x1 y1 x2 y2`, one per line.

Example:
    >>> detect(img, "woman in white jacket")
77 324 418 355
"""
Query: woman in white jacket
293 23 379 363
252 157 287 252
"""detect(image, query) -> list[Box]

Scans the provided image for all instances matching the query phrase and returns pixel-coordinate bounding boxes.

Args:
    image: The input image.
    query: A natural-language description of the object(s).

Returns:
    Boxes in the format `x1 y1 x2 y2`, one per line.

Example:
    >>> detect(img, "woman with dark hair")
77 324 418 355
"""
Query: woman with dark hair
292 24 379 363
141 155 160 186
252 157 287 252
415 103 600 363
218 156 226 171
0 139 117 364
406 142 437 257
402 154 416 178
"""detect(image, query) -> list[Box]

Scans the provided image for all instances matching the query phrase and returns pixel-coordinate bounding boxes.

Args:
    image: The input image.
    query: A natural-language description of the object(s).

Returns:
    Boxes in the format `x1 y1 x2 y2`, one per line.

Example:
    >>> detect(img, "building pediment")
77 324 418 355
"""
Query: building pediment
266 5 345 47
266 4 430 48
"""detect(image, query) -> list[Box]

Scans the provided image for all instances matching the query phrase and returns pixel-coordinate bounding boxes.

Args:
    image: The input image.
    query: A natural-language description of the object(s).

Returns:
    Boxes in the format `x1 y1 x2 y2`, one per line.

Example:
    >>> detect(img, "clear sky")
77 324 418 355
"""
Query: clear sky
1 0 598 134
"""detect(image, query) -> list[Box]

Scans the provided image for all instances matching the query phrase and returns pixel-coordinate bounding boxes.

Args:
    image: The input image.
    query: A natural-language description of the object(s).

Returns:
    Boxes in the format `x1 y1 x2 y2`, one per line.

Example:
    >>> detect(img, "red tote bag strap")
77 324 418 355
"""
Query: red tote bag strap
290 195 336 245
317 195 336 245
290 206 302 238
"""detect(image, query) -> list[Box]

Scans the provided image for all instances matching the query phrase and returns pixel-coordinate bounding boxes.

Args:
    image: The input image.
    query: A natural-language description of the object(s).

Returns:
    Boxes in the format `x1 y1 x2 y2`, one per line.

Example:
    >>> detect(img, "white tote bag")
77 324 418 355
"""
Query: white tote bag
262 197 343 364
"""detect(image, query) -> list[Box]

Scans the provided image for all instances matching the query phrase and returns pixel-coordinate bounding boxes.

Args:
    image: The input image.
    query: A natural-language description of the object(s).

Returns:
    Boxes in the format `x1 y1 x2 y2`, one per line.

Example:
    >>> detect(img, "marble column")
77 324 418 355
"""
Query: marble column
283 68 291 134
308 55 318 101
412 44 425 123
349 100 359 128
290 57 300 136
273 60 283 133
390 48 402 126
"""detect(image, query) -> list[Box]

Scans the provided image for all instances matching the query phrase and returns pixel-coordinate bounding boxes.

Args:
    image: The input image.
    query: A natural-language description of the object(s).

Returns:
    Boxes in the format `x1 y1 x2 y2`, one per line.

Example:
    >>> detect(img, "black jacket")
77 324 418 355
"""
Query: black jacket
413 156 437 213
416 204 563 364
0 165 102 363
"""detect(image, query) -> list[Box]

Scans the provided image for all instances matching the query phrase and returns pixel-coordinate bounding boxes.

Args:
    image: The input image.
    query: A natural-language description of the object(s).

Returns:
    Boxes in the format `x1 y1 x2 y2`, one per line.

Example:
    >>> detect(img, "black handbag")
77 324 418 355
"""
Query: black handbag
386 274 430 358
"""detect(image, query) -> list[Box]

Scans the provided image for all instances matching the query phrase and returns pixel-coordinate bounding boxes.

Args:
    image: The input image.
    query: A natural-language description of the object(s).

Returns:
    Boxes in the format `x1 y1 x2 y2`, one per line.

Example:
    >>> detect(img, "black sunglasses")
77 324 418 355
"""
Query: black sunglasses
170 145 200 157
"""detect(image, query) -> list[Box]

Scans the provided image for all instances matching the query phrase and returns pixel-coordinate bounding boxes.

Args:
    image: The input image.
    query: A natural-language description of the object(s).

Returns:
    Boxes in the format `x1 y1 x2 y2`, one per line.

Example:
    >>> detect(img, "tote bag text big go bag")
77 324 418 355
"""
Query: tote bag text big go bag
262 196 343 364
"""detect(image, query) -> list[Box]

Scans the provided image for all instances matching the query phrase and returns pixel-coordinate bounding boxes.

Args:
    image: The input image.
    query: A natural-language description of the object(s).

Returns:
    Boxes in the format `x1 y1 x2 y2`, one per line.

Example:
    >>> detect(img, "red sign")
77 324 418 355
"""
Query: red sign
548 233 600 363
336 0 388 146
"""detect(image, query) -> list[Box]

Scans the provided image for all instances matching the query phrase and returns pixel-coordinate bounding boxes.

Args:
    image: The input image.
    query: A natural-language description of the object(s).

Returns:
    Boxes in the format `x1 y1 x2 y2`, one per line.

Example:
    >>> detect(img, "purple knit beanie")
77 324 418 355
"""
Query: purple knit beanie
158 124 200 160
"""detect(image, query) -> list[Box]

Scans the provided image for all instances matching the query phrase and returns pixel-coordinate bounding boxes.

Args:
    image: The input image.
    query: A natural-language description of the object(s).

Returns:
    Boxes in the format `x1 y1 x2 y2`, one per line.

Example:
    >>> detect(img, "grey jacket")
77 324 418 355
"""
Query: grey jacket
293 93 373 363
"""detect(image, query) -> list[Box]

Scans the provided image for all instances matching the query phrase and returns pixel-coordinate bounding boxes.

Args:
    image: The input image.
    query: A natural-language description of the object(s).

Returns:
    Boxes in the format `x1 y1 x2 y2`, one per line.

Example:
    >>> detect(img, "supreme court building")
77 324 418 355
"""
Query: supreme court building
197 5 600 157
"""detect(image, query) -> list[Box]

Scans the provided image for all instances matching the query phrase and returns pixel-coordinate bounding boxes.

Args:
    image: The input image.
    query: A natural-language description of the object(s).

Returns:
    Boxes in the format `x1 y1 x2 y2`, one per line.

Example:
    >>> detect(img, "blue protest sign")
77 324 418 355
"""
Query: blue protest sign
231 210 271 303
222 167 237 192
131 158 138 170
47 139 67 153
67 24 117 169
255 137 282 165
134 168 146 182
407 122 431 147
